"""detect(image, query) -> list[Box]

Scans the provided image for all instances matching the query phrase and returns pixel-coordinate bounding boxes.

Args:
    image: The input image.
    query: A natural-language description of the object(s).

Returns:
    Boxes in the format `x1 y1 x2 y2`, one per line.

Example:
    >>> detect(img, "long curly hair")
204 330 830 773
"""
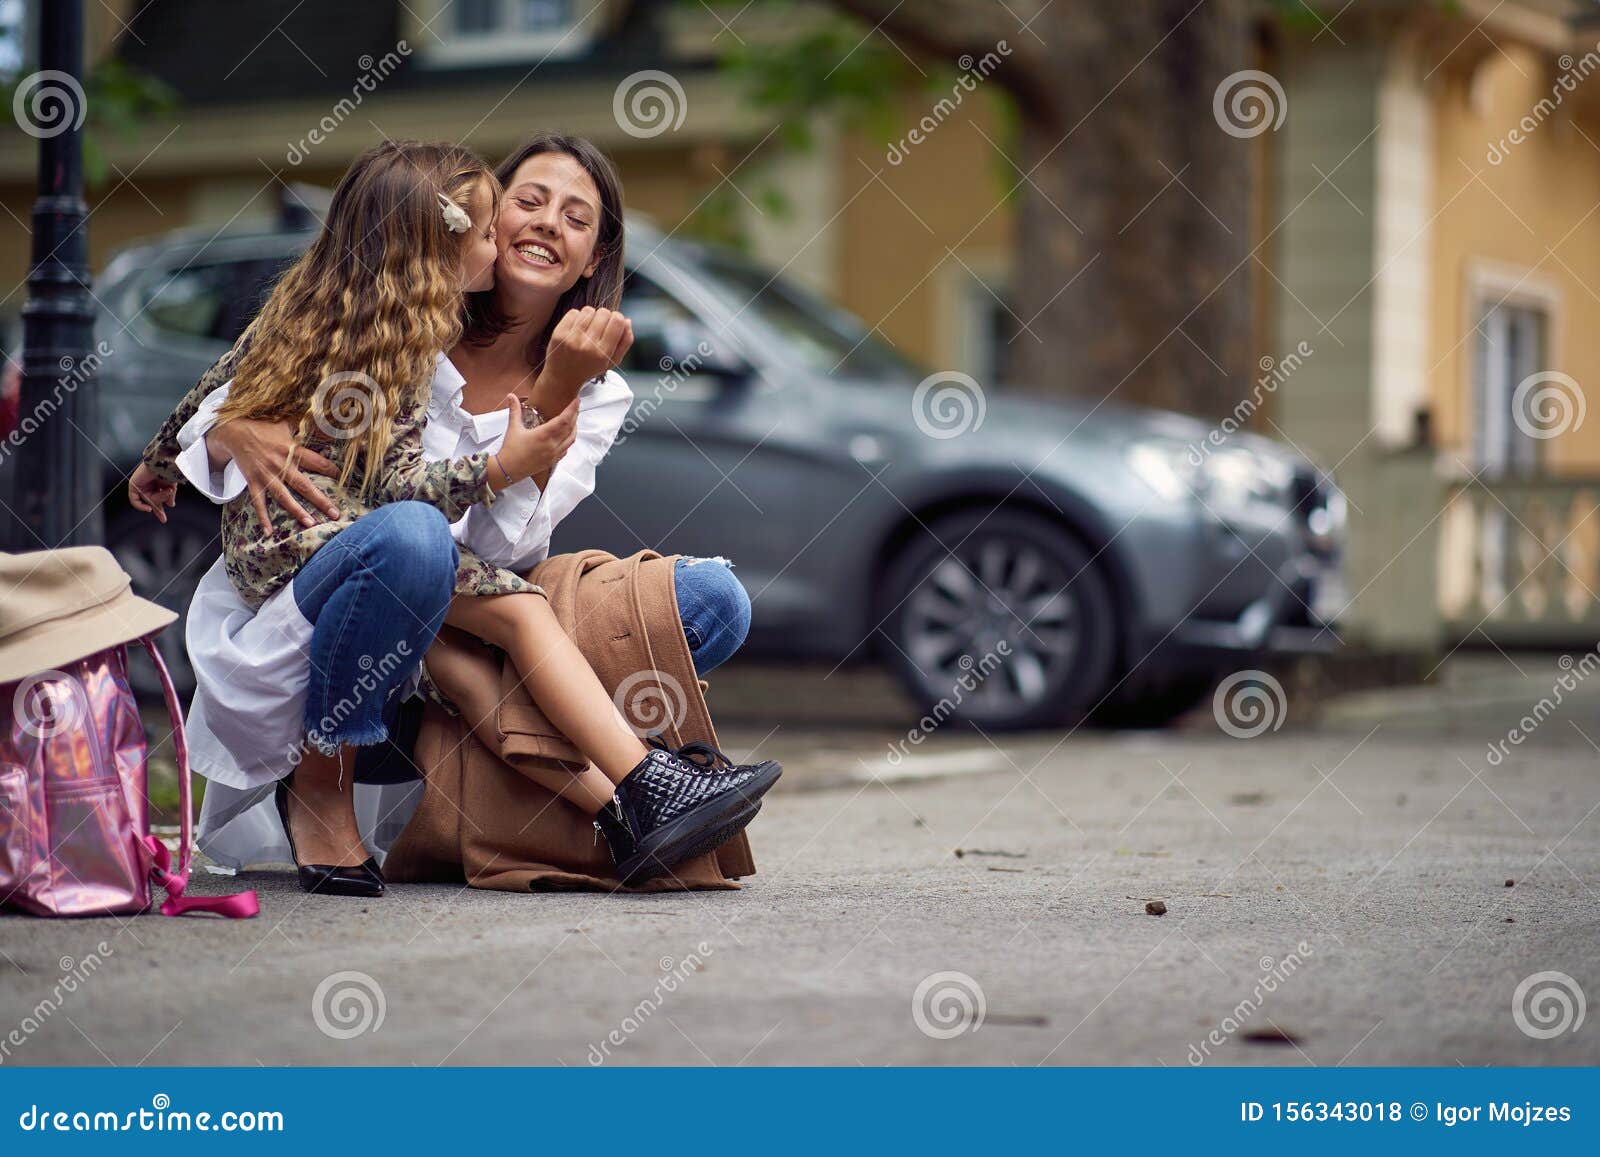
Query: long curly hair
217 140 497 497
461 133 626 371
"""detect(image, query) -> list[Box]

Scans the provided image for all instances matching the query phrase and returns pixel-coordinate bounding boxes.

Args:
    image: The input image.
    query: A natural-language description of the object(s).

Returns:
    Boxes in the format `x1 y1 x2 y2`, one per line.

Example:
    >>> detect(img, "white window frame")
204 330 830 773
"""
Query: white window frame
416 0 601 69
1462 259 1563 477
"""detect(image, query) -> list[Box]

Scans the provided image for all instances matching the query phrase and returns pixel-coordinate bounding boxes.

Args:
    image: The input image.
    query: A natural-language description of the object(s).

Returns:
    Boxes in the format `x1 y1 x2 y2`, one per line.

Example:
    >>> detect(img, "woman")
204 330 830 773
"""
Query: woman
136 134 752 887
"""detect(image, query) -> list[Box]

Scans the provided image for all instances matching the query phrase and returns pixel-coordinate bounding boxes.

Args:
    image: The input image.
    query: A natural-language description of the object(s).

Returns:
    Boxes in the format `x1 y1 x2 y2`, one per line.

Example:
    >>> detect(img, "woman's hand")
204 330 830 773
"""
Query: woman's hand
533 307 632 412
128 462 178 523
209 417 342 531
494 395 579 491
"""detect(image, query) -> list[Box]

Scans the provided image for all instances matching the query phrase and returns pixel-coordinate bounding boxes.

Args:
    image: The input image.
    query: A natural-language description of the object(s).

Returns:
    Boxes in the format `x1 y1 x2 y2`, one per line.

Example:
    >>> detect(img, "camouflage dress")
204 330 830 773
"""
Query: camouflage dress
140 327 542 612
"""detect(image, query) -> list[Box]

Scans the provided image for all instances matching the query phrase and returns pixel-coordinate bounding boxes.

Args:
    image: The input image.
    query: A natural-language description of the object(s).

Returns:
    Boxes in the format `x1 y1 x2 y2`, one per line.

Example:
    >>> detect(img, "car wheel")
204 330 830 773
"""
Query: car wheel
106 503 218 700
879 508 1118 731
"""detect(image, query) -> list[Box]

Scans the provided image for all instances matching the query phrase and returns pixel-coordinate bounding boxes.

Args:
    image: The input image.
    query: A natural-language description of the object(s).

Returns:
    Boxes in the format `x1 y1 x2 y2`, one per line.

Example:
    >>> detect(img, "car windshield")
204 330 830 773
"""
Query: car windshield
690 246 922 381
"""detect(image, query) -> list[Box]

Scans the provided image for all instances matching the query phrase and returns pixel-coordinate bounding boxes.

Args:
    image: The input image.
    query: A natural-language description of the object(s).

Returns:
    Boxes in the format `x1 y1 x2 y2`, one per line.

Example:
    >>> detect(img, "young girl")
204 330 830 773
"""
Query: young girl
133 140 778 893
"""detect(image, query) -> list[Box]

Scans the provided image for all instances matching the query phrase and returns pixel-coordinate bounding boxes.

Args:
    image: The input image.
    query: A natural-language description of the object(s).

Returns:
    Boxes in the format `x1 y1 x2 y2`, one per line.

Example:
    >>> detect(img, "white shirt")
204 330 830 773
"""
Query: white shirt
175 355 632 869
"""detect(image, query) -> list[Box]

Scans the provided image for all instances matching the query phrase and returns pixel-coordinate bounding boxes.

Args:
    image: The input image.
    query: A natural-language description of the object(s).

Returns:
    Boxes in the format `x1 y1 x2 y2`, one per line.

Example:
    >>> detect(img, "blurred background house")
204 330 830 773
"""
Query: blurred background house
3 0 1599 705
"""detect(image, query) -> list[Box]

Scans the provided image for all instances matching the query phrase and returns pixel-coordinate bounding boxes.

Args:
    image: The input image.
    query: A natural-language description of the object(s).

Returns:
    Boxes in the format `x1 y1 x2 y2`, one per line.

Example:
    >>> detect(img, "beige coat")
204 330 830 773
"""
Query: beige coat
384 550 756 891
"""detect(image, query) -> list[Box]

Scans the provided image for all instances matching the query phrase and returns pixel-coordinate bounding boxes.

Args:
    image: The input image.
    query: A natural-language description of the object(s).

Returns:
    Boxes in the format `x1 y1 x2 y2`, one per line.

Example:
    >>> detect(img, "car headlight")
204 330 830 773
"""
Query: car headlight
1125 438 1293 514
1125 438 1206 503
1206 446 1291 514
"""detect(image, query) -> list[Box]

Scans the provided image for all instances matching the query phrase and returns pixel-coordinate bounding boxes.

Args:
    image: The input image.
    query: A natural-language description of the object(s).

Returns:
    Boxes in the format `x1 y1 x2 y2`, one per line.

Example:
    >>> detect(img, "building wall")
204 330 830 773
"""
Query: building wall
1426 42 1600 475
834 87 1015 380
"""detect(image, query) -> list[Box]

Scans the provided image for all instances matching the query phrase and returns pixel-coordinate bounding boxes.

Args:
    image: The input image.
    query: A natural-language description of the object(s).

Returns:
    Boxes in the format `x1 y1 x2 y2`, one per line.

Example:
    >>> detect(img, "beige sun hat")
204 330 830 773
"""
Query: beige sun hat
0 547 177 682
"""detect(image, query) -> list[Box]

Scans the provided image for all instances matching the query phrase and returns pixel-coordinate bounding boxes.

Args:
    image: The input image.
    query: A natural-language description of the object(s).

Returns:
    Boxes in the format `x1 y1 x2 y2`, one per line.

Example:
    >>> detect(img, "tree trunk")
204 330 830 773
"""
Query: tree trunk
830 0 1256 422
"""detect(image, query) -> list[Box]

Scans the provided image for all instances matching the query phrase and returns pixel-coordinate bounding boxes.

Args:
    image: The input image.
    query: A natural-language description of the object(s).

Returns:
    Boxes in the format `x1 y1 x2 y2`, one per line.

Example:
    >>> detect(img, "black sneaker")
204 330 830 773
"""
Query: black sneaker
594 740 782 885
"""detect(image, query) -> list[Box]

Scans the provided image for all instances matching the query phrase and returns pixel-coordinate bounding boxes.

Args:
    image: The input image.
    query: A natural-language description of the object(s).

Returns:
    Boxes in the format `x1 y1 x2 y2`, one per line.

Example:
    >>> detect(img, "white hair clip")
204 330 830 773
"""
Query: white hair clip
438 193 471 234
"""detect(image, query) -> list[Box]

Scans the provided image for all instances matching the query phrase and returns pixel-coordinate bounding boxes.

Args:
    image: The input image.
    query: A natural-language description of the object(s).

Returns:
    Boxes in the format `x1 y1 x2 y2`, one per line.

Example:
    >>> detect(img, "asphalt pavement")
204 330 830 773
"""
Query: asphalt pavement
2 654 1597 1066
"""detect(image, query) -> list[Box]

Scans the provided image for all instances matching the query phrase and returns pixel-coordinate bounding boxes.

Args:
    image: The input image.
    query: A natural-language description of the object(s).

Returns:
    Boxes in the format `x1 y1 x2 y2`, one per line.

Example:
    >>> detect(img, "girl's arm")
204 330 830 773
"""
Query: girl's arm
451 370 633 572
524 306 633 441
138 322 257 485
372 391 496 519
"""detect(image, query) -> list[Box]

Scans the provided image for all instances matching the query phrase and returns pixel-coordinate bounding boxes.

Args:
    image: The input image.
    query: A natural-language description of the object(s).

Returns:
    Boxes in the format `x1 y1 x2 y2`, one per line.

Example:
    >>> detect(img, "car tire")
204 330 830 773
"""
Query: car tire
106 502 218 701
878 508 1118 731
1091 672 1217 729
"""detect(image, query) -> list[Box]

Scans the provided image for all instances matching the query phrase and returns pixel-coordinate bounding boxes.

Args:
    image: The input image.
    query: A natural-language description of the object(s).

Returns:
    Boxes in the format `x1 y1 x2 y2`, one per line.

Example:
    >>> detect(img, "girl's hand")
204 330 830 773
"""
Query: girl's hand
128 462 178 523
541 306 633 392
210 418 341 531
495 395 579 489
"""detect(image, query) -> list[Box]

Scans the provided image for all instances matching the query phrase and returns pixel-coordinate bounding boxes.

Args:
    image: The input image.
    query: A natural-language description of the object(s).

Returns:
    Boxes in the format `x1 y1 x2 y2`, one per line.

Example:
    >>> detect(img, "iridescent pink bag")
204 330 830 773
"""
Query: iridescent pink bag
1 635 257 919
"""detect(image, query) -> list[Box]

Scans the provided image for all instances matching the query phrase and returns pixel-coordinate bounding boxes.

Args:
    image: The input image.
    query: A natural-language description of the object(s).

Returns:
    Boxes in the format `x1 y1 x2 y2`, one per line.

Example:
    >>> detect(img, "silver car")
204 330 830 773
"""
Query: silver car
83 215 1344 729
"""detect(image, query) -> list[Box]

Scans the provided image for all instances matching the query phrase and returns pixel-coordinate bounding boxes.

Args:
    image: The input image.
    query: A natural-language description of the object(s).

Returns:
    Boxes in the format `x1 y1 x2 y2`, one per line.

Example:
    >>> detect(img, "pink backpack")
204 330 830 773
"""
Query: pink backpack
1 634 257 919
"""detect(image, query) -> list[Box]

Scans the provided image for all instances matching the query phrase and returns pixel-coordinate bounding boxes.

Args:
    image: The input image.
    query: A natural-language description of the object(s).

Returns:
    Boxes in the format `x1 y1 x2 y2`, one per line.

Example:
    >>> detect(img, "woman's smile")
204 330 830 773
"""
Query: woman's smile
511 239 561 268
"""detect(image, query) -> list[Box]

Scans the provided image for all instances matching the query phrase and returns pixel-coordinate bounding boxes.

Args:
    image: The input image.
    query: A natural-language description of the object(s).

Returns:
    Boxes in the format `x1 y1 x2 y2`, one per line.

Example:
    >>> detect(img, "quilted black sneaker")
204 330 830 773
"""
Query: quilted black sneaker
594 740 782 885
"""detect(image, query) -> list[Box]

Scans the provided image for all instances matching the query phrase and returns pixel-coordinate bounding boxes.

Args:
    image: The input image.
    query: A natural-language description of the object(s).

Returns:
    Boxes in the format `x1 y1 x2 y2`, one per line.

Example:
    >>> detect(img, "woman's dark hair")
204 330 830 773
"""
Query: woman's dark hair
462 133 626 369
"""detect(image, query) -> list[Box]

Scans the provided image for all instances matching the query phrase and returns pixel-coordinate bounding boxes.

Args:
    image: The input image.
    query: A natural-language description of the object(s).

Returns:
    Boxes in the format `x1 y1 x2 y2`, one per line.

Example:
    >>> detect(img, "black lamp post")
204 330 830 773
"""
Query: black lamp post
2 0 97 550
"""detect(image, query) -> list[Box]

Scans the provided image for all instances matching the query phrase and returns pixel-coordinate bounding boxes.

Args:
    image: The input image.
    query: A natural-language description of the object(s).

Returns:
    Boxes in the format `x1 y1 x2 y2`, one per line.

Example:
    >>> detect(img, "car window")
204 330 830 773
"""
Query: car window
691 247 921 380
136 256 292 345
617 269 709 374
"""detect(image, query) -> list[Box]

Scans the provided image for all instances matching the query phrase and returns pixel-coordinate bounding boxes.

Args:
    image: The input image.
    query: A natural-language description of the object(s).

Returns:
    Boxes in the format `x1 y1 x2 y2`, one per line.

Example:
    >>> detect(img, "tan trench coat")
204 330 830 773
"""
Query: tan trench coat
383 550 757 891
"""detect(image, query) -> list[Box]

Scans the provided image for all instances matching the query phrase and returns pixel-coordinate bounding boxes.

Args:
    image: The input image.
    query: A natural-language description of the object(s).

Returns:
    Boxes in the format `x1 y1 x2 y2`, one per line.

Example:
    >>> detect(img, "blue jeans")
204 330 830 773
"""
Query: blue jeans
292 502 459 755
292 503 750 755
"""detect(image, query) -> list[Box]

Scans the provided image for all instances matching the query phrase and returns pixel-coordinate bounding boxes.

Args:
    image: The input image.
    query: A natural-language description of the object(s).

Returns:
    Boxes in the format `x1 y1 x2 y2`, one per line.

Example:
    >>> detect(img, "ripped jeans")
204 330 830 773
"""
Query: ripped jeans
291 501 752 757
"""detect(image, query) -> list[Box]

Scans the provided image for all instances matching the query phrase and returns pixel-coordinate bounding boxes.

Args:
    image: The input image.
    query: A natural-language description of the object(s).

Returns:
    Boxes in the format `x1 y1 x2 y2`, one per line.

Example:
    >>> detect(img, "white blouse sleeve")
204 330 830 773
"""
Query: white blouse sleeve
173 382 249 503
449 370 633 574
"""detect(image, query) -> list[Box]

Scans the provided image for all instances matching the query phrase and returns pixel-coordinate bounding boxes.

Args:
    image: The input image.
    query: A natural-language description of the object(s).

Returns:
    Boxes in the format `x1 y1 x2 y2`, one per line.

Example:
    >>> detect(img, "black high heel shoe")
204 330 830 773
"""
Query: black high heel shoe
273 778 386 897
